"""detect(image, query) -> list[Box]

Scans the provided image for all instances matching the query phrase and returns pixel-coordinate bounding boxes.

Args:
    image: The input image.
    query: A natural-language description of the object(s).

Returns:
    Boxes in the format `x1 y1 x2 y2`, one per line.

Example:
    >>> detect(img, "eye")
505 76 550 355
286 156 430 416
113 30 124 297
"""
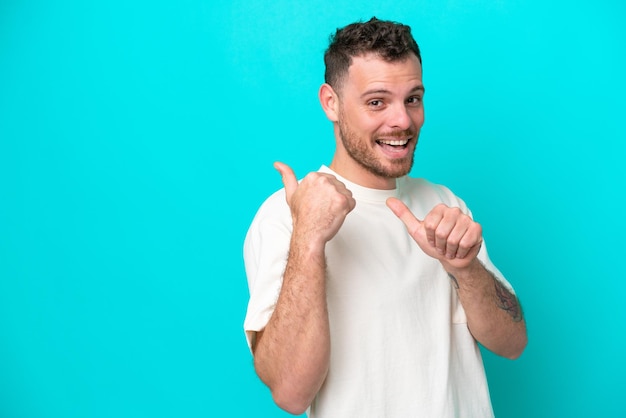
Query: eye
407 96 423 105
368 99 383 107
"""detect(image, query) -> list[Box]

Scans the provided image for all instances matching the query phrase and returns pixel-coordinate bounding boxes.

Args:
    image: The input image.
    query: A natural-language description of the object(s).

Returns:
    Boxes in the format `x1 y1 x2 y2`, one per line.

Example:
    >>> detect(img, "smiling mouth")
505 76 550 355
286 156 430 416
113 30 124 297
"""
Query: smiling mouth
376 138 410 148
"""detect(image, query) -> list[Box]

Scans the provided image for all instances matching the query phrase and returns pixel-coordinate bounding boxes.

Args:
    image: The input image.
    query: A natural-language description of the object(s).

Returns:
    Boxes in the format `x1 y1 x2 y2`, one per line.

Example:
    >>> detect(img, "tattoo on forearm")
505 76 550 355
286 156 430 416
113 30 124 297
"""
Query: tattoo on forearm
448 270 523 322
493 277 523 322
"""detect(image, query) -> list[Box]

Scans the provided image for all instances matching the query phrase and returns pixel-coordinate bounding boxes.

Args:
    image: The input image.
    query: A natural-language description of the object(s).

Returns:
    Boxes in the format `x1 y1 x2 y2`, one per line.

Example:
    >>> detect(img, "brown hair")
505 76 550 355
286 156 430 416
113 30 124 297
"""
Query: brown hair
324 17 422 89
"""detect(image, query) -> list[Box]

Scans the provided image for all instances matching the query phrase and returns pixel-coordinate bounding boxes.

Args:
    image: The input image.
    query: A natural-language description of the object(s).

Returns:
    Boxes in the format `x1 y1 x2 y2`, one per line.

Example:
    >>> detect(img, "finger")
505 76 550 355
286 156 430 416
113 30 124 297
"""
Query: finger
422 204 445 249
386 197 422 236
455 241 479 260
444 220 470 259
455 223 483 259
273 161 298 204
330 177 356 212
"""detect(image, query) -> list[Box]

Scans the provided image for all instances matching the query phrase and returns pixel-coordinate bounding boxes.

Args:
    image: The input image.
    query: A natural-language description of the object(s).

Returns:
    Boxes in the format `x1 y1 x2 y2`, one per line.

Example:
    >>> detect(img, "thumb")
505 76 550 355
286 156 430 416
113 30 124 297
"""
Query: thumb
274 161 298 203
386 197 423 235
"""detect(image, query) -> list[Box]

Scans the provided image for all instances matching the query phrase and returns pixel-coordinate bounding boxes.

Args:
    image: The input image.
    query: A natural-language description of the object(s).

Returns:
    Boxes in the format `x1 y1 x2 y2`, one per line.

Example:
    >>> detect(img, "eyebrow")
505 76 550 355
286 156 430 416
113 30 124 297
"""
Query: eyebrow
360 85 425 98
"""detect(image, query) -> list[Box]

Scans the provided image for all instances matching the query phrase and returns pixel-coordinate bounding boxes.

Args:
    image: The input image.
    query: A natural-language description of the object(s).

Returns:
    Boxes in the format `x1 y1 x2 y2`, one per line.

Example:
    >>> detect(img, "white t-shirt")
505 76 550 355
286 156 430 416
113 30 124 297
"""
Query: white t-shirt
244 166 511 417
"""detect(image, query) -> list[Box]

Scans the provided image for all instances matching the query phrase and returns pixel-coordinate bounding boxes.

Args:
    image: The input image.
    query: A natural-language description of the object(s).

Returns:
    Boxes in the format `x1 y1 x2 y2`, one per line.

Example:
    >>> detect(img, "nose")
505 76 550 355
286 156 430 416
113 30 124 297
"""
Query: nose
388 103 413 131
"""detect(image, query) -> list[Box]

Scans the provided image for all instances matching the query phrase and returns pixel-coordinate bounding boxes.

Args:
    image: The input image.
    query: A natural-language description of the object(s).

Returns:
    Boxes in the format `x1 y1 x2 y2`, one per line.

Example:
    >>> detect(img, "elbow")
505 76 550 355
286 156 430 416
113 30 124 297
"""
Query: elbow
502 332 528 360
271 385 313 415
479 324 528 360
512 335 529 360
263 365 323 415
254 360 316 415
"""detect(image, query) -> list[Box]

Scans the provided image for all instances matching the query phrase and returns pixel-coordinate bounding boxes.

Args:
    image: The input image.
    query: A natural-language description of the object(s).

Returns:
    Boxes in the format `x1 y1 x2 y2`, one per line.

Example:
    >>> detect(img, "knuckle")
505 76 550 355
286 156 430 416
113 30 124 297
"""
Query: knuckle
334 193 353 210
466 222 481 239
333 192 346 204
435 229 448 240
445 207 462 220
423 216 439 231
457 237 471 250
450 206 462 215
300 172 317 185
310 172 324 183
447 236 460 247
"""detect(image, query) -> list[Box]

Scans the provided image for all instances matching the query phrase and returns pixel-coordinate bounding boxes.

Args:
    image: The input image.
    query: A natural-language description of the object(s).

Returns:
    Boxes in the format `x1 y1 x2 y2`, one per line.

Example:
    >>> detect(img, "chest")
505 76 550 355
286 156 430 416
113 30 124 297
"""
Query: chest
324 201 451 313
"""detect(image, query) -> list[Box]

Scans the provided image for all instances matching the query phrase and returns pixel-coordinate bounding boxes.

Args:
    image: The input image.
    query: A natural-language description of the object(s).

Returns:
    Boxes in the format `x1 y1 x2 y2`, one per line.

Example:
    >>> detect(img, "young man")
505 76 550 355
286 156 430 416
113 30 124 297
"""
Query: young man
243 17 527 417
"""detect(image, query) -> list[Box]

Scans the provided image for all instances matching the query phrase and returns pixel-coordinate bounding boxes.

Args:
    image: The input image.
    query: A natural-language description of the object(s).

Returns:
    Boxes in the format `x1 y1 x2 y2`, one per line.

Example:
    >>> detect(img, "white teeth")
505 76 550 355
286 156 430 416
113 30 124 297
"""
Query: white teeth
379 139 409 146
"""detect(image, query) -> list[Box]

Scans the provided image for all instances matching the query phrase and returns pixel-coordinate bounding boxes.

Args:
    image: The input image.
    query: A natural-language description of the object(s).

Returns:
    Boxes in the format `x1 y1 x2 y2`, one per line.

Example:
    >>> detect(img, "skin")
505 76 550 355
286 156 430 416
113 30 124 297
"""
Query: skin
252 162 355 414
252 52 527 414
322 54 425 189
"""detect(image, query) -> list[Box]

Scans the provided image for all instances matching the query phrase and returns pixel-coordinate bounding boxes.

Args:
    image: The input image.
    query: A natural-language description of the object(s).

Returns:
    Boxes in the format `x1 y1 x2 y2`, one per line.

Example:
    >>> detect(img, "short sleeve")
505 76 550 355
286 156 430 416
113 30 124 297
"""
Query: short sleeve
242 190 292 350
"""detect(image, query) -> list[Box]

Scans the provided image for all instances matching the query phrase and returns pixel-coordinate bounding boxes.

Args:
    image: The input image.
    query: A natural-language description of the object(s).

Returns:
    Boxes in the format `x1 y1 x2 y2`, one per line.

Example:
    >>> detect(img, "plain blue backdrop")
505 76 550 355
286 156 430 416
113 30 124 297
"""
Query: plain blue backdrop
1 0 624 417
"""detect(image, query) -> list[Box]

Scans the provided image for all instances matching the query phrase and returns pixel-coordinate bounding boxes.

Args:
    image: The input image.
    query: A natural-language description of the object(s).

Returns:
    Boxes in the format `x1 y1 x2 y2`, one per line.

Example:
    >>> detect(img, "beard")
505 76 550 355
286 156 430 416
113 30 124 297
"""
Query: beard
337 111 417 179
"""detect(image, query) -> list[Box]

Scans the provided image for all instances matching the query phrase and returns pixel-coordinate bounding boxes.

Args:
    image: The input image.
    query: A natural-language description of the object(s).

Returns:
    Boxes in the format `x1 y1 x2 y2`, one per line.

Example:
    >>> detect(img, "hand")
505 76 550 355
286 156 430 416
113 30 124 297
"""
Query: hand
386 198 483 271
275 162 356 246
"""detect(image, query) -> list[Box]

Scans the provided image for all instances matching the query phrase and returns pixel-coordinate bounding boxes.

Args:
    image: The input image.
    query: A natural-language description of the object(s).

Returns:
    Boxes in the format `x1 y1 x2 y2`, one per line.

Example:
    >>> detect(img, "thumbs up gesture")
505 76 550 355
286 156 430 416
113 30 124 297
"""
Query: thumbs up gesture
386 198 483 271
274 162 356 247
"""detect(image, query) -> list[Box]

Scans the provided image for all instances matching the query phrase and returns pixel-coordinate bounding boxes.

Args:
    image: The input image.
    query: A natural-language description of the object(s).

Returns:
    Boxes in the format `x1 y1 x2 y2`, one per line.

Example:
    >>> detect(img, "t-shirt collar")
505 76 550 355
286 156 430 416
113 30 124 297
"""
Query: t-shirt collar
318 165 401 203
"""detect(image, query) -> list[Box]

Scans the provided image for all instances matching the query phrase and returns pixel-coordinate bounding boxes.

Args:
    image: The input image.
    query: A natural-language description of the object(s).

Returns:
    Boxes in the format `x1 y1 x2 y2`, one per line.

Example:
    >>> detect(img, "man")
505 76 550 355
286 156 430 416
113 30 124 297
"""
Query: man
243 17 527 417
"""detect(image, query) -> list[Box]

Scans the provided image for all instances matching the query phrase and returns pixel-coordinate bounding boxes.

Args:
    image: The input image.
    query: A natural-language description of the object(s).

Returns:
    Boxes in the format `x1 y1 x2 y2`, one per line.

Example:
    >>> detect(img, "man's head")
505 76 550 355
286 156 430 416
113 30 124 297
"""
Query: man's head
324 17 421 92
320 18 425 189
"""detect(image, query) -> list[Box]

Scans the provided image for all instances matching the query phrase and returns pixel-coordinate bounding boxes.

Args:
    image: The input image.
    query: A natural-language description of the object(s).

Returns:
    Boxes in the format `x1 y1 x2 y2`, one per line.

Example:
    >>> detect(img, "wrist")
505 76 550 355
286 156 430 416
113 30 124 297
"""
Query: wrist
443 257 483 284
290 228 327 260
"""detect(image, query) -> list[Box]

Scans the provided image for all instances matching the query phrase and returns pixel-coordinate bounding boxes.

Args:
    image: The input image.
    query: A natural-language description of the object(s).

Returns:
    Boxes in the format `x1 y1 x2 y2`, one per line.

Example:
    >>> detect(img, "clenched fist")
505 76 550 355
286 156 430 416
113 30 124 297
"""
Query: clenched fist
275 162 356 248
386 198 483 271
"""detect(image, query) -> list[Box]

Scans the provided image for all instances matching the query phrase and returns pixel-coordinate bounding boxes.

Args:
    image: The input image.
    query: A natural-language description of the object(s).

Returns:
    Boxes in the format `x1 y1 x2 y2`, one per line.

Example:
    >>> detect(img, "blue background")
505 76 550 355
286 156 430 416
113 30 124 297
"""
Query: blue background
1 0 624 417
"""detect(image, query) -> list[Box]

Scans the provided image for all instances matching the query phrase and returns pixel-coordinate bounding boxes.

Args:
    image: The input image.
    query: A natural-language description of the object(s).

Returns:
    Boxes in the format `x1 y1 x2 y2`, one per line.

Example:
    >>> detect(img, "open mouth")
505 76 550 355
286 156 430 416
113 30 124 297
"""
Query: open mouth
376 138 410 148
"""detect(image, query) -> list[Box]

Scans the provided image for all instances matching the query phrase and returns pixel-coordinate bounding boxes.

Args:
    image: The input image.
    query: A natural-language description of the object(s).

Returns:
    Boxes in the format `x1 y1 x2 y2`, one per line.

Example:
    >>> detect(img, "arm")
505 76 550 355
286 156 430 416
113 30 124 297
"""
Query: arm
386 200 527 359
446 258 526 358
252 162 355 415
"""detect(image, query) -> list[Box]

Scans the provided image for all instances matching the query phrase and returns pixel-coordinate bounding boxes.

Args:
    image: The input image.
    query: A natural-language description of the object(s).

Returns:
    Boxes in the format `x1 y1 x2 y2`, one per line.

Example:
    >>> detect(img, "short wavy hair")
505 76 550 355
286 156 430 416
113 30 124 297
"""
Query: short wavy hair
324 17 422 90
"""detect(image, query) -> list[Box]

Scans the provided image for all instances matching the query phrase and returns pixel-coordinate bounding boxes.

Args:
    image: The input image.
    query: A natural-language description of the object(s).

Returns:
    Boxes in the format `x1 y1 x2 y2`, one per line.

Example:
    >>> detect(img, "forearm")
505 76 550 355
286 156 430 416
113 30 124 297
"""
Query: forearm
253 235 330 414
447 259 527 359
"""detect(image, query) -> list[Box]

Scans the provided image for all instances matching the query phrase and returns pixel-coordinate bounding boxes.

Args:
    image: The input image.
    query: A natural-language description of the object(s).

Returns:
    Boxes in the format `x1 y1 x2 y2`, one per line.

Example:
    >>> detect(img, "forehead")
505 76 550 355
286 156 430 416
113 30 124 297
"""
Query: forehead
344 53 423 94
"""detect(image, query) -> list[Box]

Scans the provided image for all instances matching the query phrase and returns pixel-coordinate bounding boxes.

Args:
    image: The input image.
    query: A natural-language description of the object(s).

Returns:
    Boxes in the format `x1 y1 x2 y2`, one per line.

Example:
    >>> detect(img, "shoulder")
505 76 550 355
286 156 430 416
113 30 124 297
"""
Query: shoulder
254 188 290 218
244 188 292 250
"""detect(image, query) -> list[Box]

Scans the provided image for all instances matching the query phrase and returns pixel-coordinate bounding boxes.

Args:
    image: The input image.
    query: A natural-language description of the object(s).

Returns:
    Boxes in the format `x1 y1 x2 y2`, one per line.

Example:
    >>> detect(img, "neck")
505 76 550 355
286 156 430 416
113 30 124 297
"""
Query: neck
329 155 397 190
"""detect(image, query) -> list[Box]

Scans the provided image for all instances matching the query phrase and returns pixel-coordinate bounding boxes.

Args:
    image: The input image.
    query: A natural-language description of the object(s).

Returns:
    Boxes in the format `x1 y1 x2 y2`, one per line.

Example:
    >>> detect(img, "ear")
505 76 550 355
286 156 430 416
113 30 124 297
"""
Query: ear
319 83 339 122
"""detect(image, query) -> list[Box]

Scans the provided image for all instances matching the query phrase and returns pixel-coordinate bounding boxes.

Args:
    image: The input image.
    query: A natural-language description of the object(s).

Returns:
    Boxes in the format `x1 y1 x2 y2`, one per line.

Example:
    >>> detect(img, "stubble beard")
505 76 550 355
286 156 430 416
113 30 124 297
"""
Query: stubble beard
337 113 416 180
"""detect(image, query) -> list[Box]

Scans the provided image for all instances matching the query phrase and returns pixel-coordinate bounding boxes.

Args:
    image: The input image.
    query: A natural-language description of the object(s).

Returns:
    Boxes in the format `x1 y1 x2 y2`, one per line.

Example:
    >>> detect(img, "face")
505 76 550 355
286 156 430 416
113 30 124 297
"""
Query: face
327 53 425 189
